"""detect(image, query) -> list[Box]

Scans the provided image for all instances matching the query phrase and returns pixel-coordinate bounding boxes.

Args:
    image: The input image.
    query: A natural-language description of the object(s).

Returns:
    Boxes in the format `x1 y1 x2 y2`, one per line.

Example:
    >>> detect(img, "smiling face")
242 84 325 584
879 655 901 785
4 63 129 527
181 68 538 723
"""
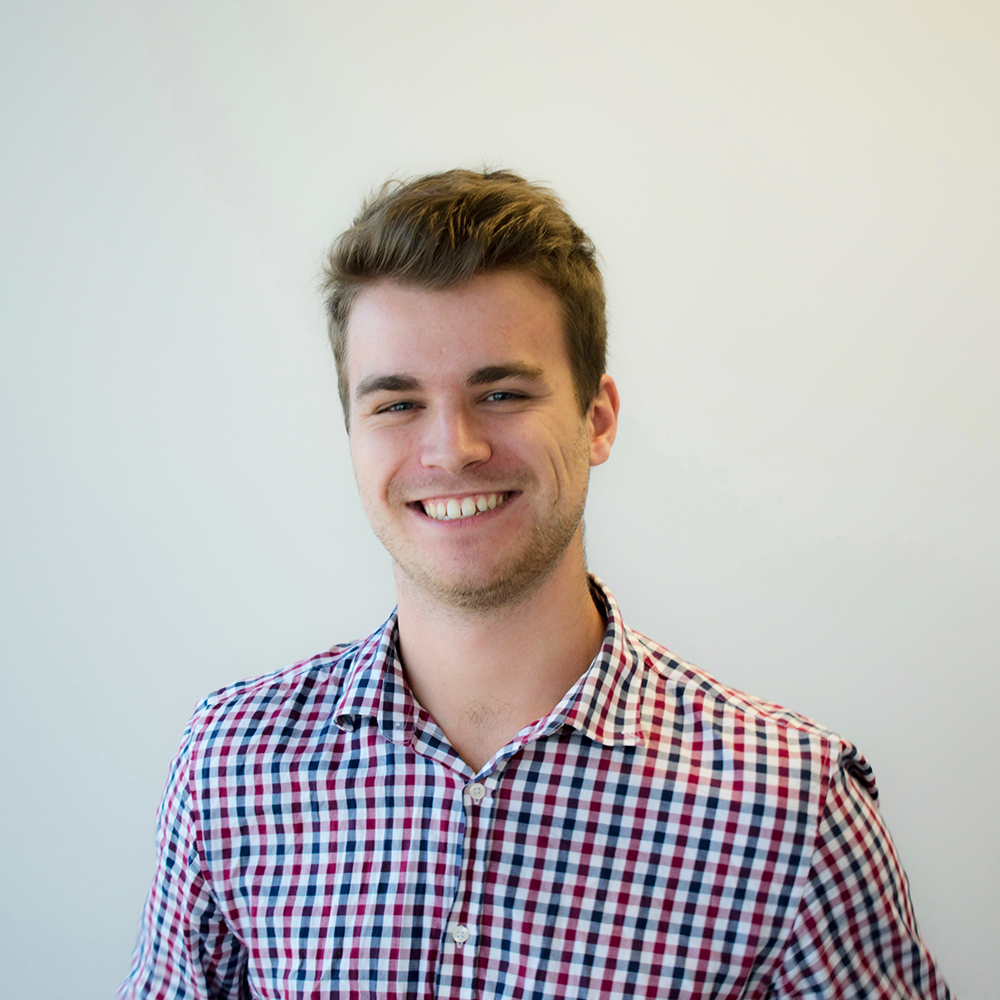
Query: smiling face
346 271 617 612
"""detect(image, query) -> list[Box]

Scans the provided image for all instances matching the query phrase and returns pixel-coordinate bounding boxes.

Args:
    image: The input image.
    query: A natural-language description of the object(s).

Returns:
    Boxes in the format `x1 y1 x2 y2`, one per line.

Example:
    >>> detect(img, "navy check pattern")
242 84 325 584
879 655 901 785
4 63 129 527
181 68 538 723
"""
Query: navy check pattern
121 578 950 999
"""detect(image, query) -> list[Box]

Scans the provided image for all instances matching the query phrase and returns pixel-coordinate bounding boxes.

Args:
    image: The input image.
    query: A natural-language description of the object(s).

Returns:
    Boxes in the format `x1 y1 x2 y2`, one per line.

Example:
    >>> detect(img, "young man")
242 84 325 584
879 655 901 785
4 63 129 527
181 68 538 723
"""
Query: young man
121 170 951 999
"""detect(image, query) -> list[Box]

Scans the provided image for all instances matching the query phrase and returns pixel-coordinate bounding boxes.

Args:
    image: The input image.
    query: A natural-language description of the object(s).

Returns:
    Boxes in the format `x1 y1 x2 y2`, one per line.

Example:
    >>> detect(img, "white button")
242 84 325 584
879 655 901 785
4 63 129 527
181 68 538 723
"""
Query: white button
467 782 486 801
452 925 470 944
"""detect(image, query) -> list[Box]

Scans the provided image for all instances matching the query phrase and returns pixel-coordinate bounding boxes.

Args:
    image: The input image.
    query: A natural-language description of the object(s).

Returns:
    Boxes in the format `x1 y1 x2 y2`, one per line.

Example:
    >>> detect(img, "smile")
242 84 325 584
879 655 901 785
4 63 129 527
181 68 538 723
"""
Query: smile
418 492 510 521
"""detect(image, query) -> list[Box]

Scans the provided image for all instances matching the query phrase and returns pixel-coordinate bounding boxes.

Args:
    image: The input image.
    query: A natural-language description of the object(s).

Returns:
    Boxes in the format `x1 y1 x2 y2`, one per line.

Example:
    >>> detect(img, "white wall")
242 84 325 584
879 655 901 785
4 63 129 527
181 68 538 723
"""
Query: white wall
2 2 996 996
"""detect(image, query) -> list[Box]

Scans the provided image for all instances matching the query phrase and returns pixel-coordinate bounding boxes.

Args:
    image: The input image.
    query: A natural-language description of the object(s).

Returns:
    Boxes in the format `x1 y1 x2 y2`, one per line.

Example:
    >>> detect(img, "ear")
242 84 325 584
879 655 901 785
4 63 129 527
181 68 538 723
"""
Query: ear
588 374 619 467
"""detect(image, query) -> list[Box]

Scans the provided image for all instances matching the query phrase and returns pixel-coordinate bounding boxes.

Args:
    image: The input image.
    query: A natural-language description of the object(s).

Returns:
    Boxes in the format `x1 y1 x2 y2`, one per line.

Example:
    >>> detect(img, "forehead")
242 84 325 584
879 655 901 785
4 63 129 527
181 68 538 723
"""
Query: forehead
345 272 569 383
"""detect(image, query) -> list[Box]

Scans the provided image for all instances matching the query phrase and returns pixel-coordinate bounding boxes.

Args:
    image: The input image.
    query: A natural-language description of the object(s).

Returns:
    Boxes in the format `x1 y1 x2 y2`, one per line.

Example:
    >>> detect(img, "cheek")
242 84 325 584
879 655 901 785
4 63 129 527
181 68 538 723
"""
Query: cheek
350 436 390 493
352 432 418 497
548 421 592 475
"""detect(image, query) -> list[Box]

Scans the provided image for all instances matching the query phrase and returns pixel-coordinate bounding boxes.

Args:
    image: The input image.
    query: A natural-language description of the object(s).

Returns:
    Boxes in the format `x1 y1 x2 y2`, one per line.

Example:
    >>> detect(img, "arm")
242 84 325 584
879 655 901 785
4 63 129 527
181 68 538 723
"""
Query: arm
769 748 952 999
119 726 248 1000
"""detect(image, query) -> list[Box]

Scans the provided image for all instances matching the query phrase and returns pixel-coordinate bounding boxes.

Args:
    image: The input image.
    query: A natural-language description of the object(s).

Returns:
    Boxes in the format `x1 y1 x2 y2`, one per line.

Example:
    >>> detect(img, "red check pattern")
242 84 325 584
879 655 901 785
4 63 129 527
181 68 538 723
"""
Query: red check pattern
121 578 951 999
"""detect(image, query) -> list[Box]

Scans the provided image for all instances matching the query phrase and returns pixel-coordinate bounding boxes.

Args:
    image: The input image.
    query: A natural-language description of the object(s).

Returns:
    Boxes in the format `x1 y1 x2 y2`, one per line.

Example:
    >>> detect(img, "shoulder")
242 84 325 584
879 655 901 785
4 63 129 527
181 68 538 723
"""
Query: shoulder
628 627 877 800
182 637 369 757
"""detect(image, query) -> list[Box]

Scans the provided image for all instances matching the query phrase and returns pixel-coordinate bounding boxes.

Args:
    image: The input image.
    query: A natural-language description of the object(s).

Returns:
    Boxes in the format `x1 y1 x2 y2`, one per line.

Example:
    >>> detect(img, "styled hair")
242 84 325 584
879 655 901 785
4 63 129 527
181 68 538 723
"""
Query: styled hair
321 168 606 427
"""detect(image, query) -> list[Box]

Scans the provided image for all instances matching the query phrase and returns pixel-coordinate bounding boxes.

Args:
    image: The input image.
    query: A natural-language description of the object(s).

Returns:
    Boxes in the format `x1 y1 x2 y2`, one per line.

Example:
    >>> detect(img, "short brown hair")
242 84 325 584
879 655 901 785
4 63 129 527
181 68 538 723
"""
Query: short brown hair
321 168 607 427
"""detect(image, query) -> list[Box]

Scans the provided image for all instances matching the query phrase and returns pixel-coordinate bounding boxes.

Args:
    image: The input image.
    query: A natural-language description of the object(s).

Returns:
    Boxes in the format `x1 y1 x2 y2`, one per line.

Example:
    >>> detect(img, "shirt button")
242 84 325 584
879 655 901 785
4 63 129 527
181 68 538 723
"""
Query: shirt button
467 782 486 801
452 925 470 944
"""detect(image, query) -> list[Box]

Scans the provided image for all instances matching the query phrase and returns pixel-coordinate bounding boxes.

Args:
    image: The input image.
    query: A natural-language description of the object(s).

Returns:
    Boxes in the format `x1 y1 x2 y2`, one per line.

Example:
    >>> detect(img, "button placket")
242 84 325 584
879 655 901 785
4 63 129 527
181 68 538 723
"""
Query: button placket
435 775 498 996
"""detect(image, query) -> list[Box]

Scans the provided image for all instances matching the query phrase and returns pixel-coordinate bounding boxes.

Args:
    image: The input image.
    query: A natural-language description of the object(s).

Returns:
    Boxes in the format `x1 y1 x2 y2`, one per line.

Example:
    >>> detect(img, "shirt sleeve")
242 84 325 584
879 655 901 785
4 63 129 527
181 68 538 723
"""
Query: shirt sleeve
119 723 249 1000
769 747 952 999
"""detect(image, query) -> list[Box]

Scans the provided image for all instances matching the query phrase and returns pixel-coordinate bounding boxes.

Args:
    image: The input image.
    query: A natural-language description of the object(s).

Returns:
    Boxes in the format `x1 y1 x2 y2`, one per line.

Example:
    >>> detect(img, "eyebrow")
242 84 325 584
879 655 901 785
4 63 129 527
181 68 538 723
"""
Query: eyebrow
467 364 546 387
355 374 422 400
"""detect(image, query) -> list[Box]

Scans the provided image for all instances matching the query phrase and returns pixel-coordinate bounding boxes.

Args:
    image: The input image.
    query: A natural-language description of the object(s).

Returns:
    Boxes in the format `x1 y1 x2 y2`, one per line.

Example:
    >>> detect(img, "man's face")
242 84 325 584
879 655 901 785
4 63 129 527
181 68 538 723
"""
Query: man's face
346 271 616 611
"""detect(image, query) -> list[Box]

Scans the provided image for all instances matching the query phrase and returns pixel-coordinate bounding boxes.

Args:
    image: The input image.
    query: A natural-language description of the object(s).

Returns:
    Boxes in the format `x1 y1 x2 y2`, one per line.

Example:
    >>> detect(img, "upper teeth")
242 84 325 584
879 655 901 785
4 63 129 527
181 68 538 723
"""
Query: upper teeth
422 493 506 520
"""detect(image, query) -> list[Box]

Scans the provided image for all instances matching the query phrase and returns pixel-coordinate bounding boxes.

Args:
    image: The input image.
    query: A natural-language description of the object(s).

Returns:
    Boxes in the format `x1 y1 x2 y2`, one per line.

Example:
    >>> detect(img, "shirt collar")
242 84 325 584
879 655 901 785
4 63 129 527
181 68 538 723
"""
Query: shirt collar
549 575 646 746
331 613 415 743
330 575 647 748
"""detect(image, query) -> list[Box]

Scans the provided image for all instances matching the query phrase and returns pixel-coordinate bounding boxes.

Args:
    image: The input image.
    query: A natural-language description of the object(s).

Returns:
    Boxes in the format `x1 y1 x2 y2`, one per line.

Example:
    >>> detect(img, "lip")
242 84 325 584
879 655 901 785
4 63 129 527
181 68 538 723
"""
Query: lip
407 491 519 523
413 490 513 506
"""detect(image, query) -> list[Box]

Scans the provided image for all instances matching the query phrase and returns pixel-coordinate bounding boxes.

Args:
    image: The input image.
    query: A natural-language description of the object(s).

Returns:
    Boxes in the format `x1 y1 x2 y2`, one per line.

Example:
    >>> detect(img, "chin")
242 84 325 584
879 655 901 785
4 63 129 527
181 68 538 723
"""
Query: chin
399 536 576 614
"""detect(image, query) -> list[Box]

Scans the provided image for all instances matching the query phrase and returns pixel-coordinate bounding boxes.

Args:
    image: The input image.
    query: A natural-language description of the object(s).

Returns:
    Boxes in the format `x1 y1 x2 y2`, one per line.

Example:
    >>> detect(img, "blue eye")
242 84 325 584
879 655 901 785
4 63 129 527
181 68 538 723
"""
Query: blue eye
484 391 520 402
380 401 415 413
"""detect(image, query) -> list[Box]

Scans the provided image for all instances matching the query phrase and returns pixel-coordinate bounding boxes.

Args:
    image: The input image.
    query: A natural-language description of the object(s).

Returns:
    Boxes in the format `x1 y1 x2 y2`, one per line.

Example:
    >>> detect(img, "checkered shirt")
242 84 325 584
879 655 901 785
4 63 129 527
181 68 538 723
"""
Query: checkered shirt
121 577 951 999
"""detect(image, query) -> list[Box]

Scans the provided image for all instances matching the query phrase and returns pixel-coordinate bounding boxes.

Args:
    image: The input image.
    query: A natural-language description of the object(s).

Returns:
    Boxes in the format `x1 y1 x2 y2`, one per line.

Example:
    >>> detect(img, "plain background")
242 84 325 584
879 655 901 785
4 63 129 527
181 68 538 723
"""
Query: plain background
2 2 997 997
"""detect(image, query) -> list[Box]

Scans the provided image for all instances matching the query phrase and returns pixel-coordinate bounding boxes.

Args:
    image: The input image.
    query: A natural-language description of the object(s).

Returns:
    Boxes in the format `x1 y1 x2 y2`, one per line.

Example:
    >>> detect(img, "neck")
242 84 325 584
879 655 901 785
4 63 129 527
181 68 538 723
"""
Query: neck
394 533 606 772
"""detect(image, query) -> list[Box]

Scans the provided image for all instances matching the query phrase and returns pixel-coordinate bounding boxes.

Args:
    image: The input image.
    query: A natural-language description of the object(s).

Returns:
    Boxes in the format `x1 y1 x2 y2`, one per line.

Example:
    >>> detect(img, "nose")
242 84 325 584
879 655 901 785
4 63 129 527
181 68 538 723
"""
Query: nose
420 405 491 474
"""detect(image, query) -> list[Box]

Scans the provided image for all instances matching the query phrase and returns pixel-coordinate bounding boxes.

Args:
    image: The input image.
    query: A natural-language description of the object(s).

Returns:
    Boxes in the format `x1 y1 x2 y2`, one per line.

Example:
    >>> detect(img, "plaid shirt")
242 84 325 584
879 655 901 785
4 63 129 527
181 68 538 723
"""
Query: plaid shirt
121 577 950 999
